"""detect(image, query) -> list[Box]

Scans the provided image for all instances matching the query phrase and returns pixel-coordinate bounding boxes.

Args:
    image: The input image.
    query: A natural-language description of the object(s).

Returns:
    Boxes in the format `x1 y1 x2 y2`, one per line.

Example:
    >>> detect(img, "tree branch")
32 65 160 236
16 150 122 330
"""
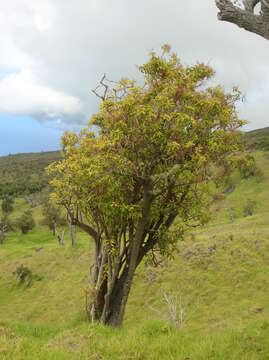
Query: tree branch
72 218 99 241
92 74 109 101
215 0 269 40
243 0 260 11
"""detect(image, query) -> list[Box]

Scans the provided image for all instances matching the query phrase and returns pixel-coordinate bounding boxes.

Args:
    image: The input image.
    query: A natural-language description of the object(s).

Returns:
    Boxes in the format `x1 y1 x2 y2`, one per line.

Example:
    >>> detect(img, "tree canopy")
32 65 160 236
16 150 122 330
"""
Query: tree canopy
48 46 245 326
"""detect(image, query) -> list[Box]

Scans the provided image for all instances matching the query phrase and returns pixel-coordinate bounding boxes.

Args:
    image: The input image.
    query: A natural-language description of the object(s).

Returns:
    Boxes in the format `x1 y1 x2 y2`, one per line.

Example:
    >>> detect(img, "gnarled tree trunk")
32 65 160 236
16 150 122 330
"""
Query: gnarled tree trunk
216 0 269 40
75 187 181 327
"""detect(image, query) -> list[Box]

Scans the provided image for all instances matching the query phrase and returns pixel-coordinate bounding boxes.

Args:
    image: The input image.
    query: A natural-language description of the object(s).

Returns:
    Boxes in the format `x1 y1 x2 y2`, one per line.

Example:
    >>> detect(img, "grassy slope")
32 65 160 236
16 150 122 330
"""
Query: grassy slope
0 151 61 196
1 149 269 358
245 127 269 151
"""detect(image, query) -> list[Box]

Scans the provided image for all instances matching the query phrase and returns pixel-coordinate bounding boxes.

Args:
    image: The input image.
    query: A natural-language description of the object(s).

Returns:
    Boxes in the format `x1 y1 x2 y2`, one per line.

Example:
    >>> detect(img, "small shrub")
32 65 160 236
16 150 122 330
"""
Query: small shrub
13 265 33 287
239 155 256 179
243 199 257 217
17 210 35 234
151 289 188 330
13 265 43 287
1 196 14 214
239 154 264 181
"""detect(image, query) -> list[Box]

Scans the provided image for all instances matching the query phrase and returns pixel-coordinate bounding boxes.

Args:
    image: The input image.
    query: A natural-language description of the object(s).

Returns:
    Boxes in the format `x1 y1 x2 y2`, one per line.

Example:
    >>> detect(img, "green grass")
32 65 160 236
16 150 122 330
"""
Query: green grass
245 127 269 151
1 150 269 359
1 320 269 359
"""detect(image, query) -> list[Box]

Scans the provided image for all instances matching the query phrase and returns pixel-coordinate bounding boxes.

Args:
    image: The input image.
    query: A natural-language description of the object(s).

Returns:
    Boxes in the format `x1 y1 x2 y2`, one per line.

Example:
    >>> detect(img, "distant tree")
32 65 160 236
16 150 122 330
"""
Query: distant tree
0 225 7 245
25 193 40 208
1 196 14 244
0 217 8 245
1 196 14 214
17 210 35 234
48 46 245 327
216 0 269 40
40 194 68 246
0 215 13 245
40 195 66 235
239 154 257 178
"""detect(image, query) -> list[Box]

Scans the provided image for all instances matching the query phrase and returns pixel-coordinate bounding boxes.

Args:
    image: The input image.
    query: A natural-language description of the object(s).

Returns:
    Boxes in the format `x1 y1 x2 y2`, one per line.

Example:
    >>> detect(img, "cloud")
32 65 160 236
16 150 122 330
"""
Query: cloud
0 70 83 122
0 0 268 129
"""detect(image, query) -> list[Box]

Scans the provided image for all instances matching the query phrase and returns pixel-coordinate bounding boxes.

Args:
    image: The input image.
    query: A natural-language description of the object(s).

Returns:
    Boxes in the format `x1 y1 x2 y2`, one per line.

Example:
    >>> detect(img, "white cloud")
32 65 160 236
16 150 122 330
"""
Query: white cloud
0 0 268 129
0 70 82 122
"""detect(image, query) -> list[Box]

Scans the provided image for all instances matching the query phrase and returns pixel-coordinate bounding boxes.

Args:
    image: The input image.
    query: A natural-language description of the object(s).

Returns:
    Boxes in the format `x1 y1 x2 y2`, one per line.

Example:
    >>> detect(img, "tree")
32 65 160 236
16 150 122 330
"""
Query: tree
40 192 75 246
216 0 269 40
1 196 14 214
0 215 13 245
17 210 35 234
40 193 66 235
48 46 245 327
0 223 7 245
1 197 14 244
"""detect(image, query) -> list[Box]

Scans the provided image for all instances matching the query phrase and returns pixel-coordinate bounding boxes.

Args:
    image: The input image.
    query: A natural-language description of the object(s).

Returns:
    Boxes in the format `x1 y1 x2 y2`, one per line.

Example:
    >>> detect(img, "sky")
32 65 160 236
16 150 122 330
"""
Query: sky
0 0 268 155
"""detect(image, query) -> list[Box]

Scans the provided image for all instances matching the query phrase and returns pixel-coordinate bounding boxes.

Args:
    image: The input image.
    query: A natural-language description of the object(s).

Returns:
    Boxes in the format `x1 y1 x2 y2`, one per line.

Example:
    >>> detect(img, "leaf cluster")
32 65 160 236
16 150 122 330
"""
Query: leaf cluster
48 47 245 257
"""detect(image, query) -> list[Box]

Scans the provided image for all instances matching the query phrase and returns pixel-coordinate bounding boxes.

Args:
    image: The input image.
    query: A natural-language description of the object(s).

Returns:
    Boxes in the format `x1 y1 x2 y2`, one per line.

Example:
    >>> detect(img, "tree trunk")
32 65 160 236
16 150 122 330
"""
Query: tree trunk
70 222 75 246
105 287 127 326
90 278 108 322
99 268 131 326
54 223 64 246
87 183 155 327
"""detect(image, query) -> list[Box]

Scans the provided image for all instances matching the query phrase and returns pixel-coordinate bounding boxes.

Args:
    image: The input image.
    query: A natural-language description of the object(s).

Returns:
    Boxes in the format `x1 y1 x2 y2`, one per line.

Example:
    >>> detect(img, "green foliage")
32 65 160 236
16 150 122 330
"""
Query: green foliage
49 47 245 257
238 154 259 179
48 47 245 325
17 210 35 234
1 149 269 358
13 265 33 287
40 192 66 233
245 127 269 151
0 214 13 245
0 151 61 198
0 214 13 232
1 196 14 214
12 265 43 288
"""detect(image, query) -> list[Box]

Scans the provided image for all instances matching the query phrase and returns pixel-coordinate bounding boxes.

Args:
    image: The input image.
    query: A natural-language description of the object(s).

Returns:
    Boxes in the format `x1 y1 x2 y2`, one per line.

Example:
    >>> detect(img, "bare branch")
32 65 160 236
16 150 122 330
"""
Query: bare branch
92 74 136 102
92 74 109 101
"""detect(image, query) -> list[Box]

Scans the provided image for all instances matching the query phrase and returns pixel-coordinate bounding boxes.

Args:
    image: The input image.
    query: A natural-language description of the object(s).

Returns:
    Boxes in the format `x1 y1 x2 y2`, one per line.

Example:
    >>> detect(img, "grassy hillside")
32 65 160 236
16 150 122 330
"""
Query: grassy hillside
0 126 268 198
0 151 61 197
245 127 269 151
1 142 269 358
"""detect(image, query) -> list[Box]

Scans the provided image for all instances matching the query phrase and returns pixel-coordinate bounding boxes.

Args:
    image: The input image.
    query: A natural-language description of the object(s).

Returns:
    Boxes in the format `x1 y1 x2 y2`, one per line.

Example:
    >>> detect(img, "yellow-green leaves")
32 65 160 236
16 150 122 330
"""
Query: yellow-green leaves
49 46 244 256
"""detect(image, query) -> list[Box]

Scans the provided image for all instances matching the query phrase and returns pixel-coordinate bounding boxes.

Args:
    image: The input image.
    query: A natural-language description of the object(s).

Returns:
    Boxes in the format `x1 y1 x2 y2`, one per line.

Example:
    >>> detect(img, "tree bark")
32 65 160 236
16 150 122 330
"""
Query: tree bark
216 0 269 40
71 184 185 327
97 182 154 326
75 185 188 327
69 222 75 246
